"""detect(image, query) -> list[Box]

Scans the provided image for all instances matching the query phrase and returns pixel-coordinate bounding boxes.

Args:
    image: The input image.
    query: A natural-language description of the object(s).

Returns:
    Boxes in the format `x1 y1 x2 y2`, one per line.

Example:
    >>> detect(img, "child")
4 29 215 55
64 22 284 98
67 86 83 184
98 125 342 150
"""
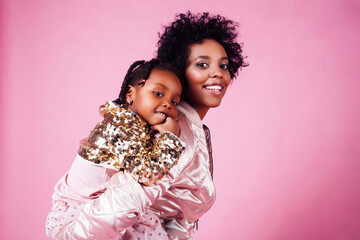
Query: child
46 59 184 239
78 59 184 186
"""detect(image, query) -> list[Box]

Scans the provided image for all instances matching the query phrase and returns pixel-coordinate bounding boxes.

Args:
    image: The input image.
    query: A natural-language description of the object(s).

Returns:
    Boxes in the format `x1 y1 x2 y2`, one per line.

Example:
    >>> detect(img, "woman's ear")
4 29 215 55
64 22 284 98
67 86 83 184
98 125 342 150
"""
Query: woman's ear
126 85 135 106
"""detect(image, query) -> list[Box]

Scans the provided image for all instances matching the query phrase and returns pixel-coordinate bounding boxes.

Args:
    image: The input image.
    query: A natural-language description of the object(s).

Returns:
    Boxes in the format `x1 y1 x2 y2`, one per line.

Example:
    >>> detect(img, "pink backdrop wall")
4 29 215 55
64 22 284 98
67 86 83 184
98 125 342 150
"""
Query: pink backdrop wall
1 0 359 239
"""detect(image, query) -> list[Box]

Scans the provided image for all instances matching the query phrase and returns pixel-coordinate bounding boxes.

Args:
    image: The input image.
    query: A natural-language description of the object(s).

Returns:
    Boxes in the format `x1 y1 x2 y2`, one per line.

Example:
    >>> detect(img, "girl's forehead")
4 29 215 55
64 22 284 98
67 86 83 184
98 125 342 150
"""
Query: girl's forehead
147 68 179 82
144 69 181 90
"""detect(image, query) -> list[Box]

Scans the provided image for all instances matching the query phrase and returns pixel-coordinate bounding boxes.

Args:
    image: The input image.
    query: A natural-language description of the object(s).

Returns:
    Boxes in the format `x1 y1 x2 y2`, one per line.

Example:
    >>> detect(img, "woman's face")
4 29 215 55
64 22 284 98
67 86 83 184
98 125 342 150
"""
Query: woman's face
185 39 231 119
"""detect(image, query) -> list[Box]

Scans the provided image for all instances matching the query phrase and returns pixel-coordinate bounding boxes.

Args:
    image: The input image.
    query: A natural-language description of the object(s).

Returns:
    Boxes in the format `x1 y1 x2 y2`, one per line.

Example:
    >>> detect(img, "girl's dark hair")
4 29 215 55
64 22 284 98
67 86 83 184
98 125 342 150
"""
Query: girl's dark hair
156 11 248 81
113 59 180 106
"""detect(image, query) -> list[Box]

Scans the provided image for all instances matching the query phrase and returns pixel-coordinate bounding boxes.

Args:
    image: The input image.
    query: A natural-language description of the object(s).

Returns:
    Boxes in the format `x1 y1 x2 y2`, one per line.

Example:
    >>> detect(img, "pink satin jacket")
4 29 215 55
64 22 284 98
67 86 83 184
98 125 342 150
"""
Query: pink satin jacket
46 102 216 240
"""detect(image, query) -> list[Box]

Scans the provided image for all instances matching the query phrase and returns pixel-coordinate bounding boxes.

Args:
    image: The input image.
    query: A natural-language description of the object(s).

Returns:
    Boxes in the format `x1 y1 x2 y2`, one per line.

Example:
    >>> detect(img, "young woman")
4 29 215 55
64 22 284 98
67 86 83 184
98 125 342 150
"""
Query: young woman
46 12 247 240
153 11 248 239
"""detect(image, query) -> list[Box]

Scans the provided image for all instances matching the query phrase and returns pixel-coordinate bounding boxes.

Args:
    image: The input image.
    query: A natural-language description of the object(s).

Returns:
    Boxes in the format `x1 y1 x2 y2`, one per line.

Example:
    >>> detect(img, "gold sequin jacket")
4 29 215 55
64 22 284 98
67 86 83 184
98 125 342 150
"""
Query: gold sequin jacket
46 102 216 240
78 101 184 186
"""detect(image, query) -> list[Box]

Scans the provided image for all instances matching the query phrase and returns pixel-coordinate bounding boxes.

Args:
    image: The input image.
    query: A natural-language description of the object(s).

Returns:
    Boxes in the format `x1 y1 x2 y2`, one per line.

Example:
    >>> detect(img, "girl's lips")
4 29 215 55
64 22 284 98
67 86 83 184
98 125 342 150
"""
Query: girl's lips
155 111 167 118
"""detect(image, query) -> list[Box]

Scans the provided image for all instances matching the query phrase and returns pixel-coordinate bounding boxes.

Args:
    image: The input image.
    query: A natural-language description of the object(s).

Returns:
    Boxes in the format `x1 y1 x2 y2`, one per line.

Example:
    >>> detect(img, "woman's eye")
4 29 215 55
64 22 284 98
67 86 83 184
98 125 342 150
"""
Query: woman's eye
196 62 209 68
153 91 163 97
220 63 229 70
172 100 179 106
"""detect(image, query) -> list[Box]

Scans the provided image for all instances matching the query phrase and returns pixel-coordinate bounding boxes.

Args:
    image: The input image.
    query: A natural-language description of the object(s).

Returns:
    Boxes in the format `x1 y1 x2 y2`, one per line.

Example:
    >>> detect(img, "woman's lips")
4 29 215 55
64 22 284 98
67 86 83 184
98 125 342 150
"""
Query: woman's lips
203 84 223 95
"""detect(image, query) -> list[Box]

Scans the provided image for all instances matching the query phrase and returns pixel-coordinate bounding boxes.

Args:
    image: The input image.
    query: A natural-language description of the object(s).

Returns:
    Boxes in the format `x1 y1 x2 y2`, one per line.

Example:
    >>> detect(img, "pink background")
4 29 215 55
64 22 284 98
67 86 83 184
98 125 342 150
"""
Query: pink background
1 0 360 239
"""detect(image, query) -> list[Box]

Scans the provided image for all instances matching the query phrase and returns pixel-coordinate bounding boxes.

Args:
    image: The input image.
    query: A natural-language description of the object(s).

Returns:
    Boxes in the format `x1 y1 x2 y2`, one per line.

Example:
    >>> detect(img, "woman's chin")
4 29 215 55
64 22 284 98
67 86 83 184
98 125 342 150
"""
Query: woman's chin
208 100 223 108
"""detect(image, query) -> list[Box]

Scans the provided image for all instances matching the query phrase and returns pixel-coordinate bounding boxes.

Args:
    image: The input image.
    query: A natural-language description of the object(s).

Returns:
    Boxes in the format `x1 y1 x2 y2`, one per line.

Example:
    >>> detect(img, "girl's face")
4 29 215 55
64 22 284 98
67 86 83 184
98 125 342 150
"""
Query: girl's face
185 39 231 119
127 68 182 126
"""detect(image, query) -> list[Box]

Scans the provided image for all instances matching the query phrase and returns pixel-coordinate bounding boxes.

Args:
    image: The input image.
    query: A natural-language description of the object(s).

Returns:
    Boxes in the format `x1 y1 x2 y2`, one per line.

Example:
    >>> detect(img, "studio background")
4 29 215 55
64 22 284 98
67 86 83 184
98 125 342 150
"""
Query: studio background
1 0 359 239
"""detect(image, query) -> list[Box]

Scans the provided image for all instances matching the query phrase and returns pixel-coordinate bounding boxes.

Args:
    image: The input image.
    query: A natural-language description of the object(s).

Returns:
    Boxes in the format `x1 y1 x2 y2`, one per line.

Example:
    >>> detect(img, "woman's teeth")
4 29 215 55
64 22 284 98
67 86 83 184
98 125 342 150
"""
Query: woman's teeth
204 85 222 91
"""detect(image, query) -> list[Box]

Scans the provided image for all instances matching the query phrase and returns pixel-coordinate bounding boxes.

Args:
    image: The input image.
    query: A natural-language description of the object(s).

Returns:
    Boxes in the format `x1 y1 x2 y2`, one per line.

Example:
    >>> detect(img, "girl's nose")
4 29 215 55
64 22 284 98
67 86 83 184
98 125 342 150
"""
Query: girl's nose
162 102 170 109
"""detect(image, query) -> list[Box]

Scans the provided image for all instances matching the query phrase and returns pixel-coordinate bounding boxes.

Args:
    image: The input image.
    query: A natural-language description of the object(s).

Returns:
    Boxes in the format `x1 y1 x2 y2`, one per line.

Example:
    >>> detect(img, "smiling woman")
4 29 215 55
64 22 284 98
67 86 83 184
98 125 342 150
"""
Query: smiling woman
185 39 232 119
151 13 247 238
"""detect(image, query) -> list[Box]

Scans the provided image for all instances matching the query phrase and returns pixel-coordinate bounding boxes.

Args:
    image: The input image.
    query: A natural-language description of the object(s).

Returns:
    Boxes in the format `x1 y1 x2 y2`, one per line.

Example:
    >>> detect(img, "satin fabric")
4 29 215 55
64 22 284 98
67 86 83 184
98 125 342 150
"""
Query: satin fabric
46 102 216 240
150 102 216 238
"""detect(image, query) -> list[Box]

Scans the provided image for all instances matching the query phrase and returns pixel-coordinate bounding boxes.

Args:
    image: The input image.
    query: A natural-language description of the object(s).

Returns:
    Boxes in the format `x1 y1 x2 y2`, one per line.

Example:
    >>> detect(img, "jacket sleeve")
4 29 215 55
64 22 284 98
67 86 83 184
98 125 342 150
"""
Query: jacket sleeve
79 102 185 186
136 132 185 186
46 155 115 239
165 218 195 240
56 171 171 240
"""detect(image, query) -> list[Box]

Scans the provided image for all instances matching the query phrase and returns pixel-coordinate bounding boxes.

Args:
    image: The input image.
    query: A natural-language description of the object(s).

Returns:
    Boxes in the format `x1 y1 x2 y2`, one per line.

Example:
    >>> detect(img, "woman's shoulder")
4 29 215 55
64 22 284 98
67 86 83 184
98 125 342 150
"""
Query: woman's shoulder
178 102 206 142
175 102 207 167
178 102 203 129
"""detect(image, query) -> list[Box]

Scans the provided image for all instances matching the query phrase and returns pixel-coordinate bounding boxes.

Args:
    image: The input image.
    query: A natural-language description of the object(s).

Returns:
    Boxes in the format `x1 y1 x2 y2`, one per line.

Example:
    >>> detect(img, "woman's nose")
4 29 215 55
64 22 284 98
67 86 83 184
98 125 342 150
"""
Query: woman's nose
209 66 223 78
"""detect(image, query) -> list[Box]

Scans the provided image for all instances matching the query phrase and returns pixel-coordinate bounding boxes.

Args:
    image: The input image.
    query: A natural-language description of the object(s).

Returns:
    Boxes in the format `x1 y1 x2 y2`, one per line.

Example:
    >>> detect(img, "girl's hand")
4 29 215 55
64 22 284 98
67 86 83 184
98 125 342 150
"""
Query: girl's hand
152 117 180 137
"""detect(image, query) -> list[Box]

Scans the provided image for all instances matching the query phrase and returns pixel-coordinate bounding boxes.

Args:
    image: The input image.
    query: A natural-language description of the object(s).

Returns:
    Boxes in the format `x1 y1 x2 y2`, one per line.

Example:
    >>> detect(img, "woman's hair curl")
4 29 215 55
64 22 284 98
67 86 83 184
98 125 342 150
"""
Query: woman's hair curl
156 11 248 81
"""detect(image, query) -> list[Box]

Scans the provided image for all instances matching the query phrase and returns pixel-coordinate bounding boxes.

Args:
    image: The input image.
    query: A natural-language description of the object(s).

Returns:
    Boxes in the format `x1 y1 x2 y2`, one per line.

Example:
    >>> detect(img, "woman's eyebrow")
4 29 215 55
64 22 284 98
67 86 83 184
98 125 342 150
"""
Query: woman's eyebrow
194 56 228 61
194 55 210 60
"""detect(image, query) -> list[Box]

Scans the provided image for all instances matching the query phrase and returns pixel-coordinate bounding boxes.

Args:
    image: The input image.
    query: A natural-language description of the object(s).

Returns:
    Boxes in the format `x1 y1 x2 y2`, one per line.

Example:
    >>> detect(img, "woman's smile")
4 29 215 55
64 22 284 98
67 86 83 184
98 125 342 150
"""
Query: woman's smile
203 83 225 95
185 39 231 119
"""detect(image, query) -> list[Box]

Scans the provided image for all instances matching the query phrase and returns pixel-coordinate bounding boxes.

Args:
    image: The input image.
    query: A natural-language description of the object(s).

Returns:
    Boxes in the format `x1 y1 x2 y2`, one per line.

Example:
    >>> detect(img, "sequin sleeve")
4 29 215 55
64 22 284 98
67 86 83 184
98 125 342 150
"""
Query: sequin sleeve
78 101 185 186
135 132 185 186
78 102 151 170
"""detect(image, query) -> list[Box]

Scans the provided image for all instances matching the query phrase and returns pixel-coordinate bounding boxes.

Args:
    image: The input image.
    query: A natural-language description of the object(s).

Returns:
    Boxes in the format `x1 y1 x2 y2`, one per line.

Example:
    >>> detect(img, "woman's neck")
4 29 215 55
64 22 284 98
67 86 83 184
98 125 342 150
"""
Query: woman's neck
191 105 209 120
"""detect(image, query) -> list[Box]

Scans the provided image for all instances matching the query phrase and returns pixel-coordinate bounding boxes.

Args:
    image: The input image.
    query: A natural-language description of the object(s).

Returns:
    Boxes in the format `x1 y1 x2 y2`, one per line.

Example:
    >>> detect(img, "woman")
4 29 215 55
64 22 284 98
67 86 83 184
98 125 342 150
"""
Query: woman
46 11 247 240
154 11 247 238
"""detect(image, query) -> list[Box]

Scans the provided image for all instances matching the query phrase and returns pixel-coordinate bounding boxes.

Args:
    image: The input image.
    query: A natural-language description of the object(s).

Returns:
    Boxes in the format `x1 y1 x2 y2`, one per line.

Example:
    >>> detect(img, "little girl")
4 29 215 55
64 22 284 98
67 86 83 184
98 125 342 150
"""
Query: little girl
46 59 184 239
78 59 184 185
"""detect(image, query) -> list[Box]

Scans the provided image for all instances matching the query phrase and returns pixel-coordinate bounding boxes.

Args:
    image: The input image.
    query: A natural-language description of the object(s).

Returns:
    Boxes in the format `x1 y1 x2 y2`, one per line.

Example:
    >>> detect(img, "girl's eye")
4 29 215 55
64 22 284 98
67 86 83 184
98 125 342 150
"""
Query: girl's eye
220 63 229 70
153 91 163 97
172 100 179 106
196 62 209 68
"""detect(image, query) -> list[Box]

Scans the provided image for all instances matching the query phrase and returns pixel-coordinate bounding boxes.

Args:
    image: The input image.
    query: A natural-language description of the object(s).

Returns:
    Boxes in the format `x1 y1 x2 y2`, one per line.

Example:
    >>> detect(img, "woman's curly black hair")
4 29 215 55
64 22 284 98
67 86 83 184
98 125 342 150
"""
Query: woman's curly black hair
156 11 248 82
113 59 180 106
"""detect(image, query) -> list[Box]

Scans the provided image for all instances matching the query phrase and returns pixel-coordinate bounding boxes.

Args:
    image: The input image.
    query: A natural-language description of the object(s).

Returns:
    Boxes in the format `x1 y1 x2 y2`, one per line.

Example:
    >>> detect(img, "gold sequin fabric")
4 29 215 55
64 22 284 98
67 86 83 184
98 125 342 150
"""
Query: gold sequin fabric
78 101 184 186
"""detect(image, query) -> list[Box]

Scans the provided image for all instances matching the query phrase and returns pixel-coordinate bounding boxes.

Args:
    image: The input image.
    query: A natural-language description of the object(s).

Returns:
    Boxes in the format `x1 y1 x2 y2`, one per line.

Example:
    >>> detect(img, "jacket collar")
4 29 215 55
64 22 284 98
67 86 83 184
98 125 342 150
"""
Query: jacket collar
178 102 203 128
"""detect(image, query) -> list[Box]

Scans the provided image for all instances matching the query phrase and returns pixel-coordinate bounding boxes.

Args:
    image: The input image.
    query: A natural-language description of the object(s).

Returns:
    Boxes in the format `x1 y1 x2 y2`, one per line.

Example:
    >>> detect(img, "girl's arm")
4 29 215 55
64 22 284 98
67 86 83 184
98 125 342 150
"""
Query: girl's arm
136 131 185 186
80 102 185 186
